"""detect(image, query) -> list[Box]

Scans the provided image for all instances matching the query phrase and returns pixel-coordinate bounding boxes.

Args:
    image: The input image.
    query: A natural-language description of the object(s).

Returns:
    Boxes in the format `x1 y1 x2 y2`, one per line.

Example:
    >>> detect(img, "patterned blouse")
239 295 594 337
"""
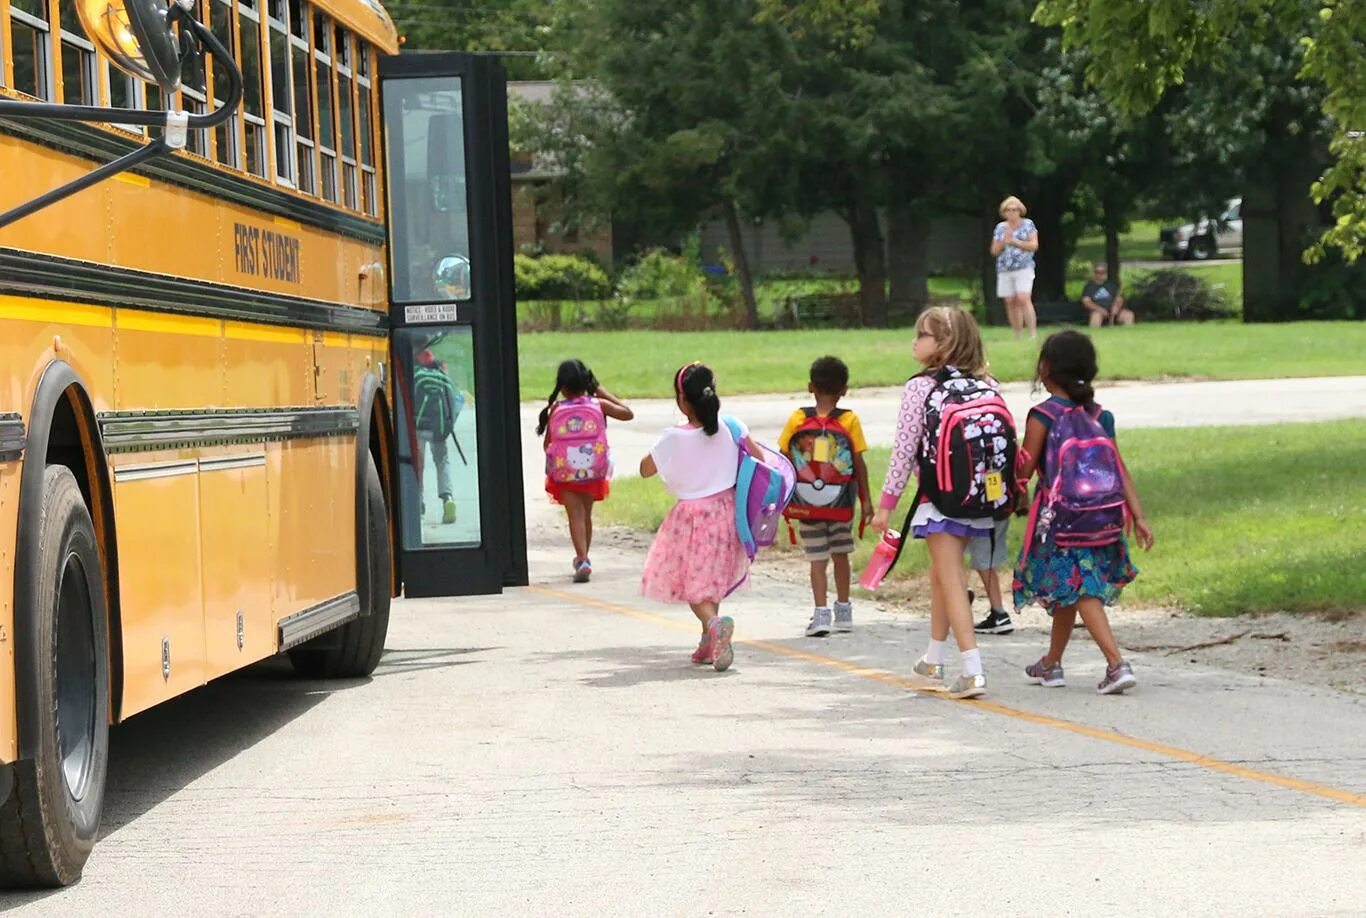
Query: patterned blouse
992 218 1037 273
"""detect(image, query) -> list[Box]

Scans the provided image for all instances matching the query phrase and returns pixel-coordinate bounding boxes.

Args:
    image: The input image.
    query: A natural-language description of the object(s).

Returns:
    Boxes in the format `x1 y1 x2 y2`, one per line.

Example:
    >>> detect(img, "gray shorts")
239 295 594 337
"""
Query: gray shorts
967 519 1011 571
796 519 856 562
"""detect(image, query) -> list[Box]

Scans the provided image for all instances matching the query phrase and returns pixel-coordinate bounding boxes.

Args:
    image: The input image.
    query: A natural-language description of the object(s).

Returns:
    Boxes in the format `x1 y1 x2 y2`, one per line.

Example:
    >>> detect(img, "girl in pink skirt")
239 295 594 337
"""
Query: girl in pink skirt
639 362 763 672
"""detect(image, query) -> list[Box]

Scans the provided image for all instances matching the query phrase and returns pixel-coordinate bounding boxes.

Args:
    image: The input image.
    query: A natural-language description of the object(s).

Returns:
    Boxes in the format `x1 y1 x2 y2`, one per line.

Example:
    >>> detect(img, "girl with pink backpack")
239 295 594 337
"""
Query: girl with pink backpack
537 359 634 583
639 362 769 672
1013 331 1154 695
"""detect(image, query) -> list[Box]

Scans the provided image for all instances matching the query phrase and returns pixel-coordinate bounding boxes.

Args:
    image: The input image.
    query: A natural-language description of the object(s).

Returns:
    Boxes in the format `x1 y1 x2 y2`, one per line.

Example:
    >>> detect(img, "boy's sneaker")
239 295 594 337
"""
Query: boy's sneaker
913 656 945 686
1097 660 1137 695
573 558 592 583
1024 656 1066 688
442 497 457 524
805 606 832 637
690 634 712 665
974 608 1014 634
833 601 853 632
710 616 735 672
949 673 987 699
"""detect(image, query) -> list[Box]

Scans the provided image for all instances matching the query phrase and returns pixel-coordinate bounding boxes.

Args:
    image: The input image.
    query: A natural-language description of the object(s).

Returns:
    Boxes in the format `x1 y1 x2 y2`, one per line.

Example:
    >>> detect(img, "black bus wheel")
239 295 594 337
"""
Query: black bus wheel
0 466 110 888
288 453 391 679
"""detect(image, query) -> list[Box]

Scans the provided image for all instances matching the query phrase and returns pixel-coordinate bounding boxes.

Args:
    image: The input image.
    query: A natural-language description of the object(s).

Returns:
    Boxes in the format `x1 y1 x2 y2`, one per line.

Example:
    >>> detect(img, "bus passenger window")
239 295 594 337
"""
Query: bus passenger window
267 0 296 186
10 0 53 100
211 0 240 167
239 1 268 176
383 79 473 304
57 0 96 106
314 14 338 202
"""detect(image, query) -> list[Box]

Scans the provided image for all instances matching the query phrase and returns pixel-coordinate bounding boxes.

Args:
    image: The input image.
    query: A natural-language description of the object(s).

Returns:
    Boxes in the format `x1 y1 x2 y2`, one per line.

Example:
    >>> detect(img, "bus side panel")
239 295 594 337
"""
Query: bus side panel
200 452 274 680
222 324 313 409
113 455 206 718
111 312 224 412
0 307 118 761
268 437 356 622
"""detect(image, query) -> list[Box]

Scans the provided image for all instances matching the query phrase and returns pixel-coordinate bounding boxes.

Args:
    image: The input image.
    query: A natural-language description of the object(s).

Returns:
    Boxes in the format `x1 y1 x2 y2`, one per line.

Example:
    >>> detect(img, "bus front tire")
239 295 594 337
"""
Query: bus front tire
288 454 391 679
0 466 110 888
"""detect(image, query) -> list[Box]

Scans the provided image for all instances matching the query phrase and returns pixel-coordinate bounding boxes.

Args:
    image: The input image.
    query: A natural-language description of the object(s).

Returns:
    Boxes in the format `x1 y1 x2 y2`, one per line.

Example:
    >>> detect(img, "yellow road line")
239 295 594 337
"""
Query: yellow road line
528 584 1366 809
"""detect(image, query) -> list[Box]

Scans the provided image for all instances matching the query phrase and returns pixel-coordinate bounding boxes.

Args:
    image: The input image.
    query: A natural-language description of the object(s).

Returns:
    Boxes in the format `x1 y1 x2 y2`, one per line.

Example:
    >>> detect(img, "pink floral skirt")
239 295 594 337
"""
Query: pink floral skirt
640 489 750 605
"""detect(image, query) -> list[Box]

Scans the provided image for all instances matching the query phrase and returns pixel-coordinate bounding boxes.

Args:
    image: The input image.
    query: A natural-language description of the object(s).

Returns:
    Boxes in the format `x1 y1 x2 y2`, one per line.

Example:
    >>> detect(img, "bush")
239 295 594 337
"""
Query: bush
1126 269 1239 321
615 248 706 301
514 253 612 301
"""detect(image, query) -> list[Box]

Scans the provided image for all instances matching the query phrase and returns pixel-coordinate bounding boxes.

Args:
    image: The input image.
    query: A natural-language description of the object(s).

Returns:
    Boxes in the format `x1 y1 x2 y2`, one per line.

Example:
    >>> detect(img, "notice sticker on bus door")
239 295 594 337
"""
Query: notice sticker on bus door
404 303 459 324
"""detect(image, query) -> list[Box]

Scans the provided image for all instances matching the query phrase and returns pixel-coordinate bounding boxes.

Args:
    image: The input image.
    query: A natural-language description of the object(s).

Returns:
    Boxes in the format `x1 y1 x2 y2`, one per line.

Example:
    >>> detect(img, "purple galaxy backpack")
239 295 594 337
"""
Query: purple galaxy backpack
722 414 795 561
1027 400 1127 548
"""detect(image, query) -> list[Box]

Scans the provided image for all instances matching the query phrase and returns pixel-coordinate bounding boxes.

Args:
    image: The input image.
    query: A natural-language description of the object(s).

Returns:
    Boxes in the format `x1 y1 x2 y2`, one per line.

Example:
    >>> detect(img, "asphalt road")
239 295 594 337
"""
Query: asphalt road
6 377 1365 915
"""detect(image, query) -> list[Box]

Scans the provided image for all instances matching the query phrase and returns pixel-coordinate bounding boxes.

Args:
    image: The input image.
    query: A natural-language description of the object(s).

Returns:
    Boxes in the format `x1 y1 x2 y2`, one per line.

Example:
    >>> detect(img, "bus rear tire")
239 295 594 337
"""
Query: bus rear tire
0 466 110 888
288 454 391 679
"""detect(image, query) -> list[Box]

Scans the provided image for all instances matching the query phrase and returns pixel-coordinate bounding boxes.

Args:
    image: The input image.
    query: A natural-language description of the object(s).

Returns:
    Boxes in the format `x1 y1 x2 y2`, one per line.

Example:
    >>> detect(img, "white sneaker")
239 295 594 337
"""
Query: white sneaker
833 601 853 632
805 607 832 637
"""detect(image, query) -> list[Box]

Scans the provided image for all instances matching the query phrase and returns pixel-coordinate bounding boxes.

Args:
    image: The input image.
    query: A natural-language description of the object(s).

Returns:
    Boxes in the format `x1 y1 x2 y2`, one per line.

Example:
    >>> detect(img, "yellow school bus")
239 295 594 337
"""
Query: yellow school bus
0 0 526 886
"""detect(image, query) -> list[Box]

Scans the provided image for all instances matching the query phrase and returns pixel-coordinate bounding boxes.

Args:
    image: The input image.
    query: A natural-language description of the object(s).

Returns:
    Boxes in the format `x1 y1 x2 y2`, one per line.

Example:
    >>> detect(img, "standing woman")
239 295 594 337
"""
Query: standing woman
991 195 1039 339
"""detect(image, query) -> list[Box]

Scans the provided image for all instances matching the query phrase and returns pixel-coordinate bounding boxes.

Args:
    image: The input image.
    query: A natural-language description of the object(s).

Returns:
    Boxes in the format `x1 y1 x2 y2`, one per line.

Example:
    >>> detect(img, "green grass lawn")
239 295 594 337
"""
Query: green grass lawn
1072 219 1165 264
518 321 1366 399
596 420 1366 617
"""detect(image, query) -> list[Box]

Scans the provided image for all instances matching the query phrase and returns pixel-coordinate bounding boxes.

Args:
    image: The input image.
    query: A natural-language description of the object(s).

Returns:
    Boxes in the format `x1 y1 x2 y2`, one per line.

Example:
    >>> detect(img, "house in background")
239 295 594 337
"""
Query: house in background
508 81 980 275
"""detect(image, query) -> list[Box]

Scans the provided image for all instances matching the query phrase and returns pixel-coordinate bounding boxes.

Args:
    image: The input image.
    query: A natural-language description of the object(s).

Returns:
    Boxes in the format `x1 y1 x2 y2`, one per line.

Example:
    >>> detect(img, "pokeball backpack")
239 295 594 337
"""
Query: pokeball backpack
782 408 857 526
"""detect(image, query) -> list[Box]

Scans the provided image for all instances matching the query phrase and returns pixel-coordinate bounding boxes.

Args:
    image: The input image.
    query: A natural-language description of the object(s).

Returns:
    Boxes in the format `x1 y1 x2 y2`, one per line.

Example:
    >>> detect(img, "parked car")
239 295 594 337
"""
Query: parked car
1160 198 1243 260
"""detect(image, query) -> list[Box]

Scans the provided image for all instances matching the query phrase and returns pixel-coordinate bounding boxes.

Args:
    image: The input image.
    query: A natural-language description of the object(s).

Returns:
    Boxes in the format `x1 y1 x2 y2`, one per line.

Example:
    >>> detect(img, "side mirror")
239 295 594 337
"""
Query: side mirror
432 254 471 300
78 0 184 93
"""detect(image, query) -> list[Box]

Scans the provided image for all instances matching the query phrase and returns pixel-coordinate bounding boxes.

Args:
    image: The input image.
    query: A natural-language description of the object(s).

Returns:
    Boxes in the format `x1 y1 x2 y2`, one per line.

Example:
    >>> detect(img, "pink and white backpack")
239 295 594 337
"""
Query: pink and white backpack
545 396 609 483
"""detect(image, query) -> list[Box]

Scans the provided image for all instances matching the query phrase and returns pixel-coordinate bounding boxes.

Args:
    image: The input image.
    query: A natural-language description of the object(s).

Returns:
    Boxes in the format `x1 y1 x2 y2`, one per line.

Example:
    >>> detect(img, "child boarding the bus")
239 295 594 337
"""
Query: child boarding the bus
778 356 872 637
639 362 764 672
870 306 1018 699
1013 330 1154 694
536 359 634 583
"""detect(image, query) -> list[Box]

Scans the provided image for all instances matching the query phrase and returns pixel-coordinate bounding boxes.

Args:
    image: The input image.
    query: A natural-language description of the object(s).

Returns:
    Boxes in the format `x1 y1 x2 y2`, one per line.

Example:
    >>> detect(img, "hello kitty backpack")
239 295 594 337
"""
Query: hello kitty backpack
545 396 609 483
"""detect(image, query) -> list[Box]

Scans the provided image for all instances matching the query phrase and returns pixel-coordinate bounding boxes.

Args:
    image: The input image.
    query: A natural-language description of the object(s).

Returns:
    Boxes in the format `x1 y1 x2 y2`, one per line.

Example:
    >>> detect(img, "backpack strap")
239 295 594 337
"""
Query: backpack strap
801 406 817 419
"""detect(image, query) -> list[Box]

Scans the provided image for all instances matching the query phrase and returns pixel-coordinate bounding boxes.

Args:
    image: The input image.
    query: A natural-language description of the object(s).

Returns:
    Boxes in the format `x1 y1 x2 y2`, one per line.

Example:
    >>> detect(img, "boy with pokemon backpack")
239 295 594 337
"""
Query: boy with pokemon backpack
779 356 872 636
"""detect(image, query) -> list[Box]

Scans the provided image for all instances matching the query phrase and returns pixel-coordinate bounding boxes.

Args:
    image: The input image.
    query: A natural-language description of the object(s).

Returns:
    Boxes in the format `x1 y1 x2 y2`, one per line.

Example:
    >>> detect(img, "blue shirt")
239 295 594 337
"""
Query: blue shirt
993 218 1037 273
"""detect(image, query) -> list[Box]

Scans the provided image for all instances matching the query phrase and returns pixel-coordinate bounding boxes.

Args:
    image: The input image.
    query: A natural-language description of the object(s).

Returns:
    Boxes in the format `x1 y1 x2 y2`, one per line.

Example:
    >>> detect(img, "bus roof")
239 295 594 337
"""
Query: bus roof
315 0 400 55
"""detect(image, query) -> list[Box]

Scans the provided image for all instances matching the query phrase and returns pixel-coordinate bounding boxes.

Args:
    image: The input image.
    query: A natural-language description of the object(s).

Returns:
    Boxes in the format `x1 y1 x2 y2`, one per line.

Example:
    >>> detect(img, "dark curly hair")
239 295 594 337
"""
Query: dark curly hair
1035 330 1097 409
809 355 849 396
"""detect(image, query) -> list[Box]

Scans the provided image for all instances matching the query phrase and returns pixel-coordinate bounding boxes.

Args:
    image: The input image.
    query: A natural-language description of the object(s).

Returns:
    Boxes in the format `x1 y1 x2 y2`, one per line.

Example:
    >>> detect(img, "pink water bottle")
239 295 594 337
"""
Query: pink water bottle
859 529 902 591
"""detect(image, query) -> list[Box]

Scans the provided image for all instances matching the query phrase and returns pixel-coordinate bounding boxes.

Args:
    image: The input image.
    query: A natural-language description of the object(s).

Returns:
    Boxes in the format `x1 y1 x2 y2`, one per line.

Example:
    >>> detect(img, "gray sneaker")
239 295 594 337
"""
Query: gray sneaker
913 656 945 685
949 672 987 699
1097 660 1137 695
805 606 832 637
833 601 853 632
1025 656 1066 688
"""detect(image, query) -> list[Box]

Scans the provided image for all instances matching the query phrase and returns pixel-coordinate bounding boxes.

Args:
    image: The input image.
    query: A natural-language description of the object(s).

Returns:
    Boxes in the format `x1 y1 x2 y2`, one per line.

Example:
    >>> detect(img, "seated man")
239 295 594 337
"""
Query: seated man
1081 262 1135 327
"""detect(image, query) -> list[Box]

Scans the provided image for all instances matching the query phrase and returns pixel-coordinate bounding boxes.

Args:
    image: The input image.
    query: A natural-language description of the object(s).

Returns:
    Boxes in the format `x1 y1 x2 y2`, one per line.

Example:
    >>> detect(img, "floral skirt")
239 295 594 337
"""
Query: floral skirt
640 490 750 605
1013 538 1138 613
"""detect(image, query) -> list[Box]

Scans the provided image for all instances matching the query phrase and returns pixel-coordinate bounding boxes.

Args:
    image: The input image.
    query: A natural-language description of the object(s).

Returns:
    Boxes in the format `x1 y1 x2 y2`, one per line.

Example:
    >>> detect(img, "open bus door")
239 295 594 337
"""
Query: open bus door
379 52 528 597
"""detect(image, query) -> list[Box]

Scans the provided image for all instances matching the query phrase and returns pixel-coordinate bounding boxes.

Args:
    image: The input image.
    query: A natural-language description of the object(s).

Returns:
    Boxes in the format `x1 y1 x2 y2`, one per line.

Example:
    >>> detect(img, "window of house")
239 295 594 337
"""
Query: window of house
238 0 268 177
57 0 97 106
10 0 53 100
313 12 338 202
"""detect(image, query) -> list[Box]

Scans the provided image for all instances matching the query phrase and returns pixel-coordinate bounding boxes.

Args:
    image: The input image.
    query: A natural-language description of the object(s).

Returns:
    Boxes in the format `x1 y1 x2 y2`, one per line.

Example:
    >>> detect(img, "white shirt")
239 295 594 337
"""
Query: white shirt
649 416 748 499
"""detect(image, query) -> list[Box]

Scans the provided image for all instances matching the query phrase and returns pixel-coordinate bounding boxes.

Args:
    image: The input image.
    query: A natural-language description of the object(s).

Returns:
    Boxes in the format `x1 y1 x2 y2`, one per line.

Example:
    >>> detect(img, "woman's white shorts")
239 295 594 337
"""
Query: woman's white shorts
996 268 1035 298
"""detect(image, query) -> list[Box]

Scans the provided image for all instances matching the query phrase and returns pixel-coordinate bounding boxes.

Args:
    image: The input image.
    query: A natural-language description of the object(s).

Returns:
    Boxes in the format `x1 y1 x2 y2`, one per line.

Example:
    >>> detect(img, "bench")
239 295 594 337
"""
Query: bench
784 292 859 328
1033 300 1088 325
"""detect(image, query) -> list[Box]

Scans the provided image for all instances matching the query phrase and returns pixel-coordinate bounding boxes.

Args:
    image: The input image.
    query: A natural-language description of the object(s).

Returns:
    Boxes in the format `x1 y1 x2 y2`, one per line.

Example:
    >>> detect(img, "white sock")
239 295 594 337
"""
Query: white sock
925 639 947 665
961 648 983 677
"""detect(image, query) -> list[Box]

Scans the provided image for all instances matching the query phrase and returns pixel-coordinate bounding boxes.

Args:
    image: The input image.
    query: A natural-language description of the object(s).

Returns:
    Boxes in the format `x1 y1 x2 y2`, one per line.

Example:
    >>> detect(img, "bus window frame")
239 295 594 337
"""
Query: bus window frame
8 0 54 101
357 44 377 217
210 0 242 169
237 0 268 178
288 0 315 195
334 24 358 211
265 0 296 189
312 9 338 203
54 0 96 107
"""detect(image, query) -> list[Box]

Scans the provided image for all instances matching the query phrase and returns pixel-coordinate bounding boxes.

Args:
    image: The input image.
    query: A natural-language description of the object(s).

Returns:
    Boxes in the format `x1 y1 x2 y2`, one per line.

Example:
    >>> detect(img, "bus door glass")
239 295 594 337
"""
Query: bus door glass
380 54 527 597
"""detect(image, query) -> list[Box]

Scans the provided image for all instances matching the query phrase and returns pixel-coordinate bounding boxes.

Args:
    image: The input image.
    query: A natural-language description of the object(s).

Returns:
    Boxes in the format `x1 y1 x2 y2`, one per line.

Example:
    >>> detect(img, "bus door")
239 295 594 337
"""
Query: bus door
379 52 528 597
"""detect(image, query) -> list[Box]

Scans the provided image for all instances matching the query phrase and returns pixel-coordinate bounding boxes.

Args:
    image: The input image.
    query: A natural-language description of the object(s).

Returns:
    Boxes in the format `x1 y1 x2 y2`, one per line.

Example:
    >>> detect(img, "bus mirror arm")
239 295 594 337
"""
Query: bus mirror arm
0 13 243 230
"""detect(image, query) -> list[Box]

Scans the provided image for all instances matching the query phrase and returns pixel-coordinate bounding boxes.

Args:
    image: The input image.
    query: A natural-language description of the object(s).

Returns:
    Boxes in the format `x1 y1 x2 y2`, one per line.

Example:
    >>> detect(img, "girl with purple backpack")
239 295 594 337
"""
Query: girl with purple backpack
1013 331 1154 694
639 362 765 672
537 359 634 583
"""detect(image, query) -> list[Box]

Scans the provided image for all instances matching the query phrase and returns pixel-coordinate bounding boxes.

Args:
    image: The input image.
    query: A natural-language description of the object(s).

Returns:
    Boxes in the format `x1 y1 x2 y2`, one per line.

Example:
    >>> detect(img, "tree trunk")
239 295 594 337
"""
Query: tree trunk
888 202 931 322
722 197 759 329
1026 181 1070 303
1101 190 1122 288
845 199 888 327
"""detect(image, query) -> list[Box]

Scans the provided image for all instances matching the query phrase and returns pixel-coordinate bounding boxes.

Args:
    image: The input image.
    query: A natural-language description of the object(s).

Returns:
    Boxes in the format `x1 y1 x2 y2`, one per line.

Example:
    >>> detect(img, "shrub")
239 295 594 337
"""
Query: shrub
513 253 612 301
615 248 706 301
1126 269 1239 321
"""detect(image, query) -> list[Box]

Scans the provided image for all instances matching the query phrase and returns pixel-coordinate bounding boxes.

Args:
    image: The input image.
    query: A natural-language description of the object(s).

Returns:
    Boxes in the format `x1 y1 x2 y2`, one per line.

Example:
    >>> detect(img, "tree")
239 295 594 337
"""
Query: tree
1035 0 1366 264
385 0 554 79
